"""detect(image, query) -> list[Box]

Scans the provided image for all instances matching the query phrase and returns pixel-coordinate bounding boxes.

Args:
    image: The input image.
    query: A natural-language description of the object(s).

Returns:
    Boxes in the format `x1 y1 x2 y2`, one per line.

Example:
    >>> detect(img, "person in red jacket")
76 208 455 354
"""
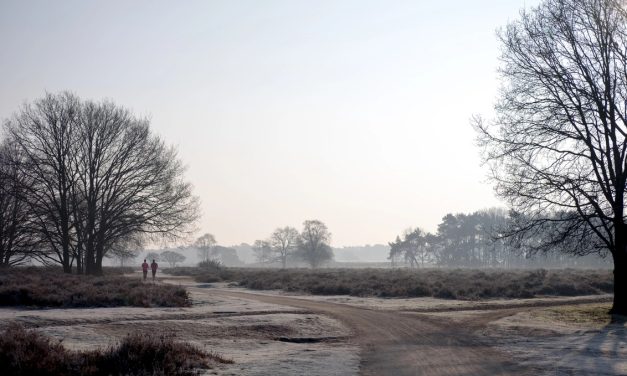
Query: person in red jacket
141 259 149 280
151 259 158 281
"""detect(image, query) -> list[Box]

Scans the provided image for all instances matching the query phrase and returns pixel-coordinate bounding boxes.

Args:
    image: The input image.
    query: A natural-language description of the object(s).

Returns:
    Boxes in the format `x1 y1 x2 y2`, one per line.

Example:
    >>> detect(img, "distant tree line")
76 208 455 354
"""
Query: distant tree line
142 249 186 268
253 220 333 268
390 208 610 269
0 92 199 274
138 234 244 268
191 233 242 266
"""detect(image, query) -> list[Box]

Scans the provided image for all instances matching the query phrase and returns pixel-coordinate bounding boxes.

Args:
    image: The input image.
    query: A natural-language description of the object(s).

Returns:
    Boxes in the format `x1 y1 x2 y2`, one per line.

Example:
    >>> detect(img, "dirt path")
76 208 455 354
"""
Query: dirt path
201 288 528 376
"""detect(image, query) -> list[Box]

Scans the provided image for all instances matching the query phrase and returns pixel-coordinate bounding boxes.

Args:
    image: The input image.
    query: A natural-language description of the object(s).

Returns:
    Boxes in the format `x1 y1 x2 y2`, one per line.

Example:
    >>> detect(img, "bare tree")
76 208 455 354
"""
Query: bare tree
475 0 627 313
252 239 273 264
4 93 199 275
72 99 199 275
0 140 34 266
145 251 161 262
195 233 217 263
161 250 186 267
270 226 299 268
4 92 81 272
106 235 142 267
108 248 140 267
297 220 333 268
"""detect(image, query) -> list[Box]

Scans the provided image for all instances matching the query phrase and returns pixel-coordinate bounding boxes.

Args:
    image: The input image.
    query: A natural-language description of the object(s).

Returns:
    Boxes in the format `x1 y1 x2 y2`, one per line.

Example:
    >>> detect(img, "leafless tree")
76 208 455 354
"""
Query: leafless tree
270 226 299 268
106 235 142 267
195 233 217 263
4 92 81 272
145 252 161 263
475 0 627 314
297 220 333 268
0 140 34 266
252 239 274 264
161 250 186 267
108 248 140 267
3 92 199 275
71 98 199 275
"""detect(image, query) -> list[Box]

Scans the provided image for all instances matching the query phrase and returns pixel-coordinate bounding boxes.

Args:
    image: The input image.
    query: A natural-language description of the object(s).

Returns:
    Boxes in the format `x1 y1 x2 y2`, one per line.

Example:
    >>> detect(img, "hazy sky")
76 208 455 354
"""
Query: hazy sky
0 0 539 247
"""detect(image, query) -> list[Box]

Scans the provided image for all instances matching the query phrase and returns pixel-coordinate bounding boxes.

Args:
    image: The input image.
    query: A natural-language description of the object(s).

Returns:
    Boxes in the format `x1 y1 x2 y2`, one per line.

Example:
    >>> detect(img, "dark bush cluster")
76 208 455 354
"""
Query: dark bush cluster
185 267 613 300
0 324 231 376
0 267 189 308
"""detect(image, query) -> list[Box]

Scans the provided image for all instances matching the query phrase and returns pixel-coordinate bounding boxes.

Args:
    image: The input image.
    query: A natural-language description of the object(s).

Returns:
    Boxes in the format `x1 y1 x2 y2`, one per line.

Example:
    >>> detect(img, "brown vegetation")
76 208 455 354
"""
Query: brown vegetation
0 268 189 308
0 324 231 376
531 303 615 326
169 267 613 300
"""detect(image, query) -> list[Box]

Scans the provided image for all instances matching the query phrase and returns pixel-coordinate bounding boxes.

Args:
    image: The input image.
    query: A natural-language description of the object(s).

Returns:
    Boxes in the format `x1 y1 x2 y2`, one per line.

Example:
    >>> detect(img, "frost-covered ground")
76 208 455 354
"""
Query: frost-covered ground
1 274 623 375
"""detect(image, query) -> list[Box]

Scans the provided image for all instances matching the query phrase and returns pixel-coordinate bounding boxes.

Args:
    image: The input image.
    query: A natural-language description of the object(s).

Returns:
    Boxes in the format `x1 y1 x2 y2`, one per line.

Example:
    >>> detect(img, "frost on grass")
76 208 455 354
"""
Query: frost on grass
0 267 189 308
0 324 232 376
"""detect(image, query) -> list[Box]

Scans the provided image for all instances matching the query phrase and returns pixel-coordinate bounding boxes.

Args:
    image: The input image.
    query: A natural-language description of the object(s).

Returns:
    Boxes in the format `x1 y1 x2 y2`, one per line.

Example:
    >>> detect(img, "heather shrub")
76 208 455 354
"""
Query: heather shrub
0 324 71 376
0 324 231 376
167 262 230 283
186 267 613 300
197 259 223 271
0 268 189 308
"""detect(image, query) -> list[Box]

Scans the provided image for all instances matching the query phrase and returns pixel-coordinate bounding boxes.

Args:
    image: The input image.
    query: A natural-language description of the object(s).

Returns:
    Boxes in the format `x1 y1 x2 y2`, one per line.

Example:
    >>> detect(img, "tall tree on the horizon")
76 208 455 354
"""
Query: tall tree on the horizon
161 250 186 267
195 233 217 263
388 228 433 268
297 220 333 268
475 0 627 314
270 226 299 268
252 239 273 264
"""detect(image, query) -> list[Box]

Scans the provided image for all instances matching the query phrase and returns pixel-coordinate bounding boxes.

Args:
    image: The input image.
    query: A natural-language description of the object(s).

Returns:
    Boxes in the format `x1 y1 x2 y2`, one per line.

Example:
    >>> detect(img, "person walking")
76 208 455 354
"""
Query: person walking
151 259 158 281
141 259 149 280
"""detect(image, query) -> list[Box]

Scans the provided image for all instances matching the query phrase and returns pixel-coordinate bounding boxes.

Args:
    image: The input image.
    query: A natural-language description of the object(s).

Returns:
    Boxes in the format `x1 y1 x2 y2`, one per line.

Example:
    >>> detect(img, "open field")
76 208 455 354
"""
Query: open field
196 279 625 376
0 273 359 376
1 270 624 375
166 267 614 299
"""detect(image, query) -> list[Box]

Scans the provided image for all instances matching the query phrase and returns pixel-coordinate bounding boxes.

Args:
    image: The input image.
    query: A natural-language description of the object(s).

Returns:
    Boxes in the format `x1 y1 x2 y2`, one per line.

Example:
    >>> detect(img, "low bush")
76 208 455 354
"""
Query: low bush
0 267 190 308
0 324 231 376
182 267 613 300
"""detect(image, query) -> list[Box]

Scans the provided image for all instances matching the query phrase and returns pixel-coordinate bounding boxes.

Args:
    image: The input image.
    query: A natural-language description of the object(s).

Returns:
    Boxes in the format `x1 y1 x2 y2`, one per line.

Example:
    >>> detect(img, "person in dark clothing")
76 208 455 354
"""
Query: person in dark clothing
141 259 149 280
151 259 158 281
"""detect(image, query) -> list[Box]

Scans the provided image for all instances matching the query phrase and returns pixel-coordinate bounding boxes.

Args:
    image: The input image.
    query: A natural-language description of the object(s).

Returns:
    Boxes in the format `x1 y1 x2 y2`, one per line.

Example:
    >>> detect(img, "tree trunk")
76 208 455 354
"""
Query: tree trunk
610 248 627 315
93 235 105 275
610 219 627 315
85 242 95 275
61 222 71 273
62 257 72 273
76 245 83 274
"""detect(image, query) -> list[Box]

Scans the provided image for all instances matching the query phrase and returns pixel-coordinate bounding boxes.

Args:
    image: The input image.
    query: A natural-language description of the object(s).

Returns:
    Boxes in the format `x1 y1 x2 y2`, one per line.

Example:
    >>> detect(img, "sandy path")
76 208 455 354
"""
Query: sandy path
201 288 528 376
165 275 615 376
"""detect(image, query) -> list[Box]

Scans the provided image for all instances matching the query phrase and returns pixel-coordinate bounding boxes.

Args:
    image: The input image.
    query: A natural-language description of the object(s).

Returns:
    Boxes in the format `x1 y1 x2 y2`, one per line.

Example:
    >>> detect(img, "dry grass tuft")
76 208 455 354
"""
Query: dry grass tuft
532 303 614 326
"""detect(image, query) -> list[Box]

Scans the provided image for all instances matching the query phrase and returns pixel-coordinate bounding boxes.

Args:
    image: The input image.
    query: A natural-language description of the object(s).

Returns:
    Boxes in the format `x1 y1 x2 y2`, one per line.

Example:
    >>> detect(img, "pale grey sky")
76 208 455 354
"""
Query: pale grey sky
0 0 538 246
